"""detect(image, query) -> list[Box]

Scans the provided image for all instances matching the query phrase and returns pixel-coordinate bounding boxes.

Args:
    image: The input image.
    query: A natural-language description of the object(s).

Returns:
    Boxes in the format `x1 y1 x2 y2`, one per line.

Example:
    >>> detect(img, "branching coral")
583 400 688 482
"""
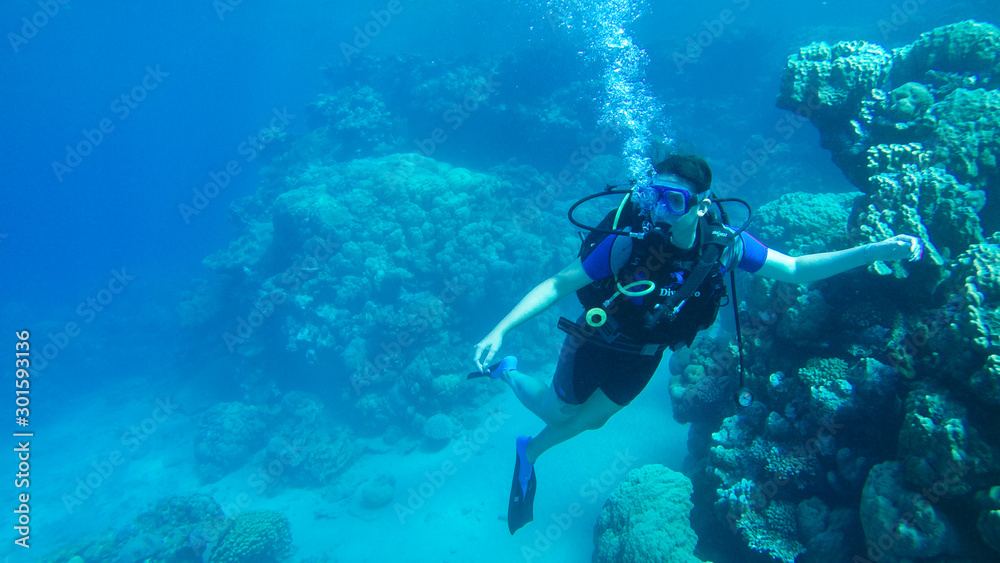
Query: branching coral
737 501 805 563
866 143 931 178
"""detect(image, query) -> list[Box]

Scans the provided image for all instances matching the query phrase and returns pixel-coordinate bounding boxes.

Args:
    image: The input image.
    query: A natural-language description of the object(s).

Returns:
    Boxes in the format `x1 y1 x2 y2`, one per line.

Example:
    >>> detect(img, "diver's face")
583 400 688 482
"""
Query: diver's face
649 175 704 227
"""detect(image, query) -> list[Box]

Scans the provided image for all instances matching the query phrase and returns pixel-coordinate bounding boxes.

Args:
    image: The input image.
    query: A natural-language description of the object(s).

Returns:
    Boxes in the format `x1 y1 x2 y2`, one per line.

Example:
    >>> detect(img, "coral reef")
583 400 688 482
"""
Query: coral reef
860 461 954 560
593 464 704 563
851 165 985 274
737 500 805 563
195 402 271 481
898 385 999 496
931 87 1000 184
671 20 1000 562
778 41 893 124
977 486 1000 554
307 85 405 159
209 510 293 563
921 234 1000 405
778 20 999 274
749 192 857 257
204 151 574 435
667 333 739 424
319 49 597 170
889 20 1000 91
42 494 227 563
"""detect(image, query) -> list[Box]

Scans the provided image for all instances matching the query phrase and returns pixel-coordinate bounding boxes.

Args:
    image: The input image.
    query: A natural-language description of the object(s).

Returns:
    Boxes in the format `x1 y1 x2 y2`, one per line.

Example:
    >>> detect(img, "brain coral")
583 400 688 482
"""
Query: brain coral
210 511 293 563
422 413 455 443
883 82 935 125
593 464 704 563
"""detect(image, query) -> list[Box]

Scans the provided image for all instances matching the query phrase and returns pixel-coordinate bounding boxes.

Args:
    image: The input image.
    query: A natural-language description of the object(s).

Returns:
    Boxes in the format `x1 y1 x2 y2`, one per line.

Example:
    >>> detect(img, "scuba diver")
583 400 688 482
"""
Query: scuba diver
470 154 923 534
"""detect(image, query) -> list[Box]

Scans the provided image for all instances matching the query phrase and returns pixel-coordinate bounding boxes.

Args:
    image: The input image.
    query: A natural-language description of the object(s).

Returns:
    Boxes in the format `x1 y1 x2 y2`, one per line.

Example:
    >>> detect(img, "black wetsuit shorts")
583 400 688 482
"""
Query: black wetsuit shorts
552 331 665 406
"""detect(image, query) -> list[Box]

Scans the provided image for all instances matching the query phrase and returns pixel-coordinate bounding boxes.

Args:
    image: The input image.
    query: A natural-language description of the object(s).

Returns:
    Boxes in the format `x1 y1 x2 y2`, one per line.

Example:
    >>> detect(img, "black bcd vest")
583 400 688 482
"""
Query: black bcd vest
576 201 735 349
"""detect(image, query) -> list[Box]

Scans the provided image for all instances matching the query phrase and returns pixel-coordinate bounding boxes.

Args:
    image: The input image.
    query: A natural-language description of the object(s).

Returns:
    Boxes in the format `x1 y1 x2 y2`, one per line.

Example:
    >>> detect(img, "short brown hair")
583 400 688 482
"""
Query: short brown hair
653 155 712 194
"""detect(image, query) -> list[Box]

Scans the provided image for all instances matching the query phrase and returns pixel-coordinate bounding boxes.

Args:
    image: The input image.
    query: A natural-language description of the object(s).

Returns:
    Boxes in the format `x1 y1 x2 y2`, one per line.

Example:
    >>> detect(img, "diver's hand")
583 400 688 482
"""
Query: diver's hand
871 235 923 262
473 331 503 372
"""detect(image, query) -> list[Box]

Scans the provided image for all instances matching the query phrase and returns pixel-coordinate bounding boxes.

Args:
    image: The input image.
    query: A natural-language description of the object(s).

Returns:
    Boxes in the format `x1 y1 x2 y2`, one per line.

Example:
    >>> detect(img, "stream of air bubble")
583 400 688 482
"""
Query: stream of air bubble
547 0 669 184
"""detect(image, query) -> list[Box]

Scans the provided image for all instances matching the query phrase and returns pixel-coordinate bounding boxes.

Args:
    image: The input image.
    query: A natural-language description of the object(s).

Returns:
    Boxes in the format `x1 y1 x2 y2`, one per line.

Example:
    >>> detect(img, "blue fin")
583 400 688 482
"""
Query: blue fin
507 435 535 534
467 356 518 380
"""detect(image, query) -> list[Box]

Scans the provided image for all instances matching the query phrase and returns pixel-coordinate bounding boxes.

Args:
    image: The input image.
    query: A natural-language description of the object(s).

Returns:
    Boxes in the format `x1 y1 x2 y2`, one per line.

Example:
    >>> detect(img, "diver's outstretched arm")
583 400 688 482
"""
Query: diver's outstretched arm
473 259 593 368
755 234 923 284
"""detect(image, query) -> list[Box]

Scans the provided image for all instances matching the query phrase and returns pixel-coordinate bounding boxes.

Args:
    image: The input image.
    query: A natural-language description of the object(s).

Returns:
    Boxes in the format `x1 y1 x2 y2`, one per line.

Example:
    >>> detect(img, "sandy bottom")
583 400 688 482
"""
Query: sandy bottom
11 360 688 563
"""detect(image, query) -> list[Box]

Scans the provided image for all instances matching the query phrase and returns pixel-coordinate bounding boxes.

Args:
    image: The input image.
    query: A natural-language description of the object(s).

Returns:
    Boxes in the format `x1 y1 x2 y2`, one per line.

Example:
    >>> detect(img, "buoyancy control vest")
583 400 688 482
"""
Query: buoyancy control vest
575 200 736 350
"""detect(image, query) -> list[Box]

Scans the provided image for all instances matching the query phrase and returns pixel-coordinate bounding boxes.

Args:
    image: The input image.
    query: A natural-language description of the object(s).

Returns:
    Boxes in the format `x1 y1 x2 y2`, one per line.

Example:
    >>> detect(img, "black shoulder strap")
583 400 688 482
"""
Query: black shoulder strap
644 218 735 329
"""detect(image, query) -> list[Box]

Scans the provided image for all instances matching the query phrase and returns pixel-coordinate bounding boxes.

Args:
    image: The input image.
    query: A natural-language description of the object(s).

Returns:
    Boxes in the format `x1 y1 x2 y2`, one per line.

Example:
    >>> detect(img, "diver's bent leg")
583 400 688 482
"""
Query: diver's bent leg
502 370 571 424
524 389 623 464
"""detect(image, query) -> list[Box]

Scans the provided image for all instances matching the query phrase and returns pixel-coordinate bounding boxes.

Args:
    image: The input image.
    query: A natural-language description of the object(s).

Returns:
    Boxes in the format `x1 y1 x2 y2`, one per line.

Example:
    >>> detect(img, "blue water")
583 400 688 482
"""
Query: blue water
2 0 998 561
